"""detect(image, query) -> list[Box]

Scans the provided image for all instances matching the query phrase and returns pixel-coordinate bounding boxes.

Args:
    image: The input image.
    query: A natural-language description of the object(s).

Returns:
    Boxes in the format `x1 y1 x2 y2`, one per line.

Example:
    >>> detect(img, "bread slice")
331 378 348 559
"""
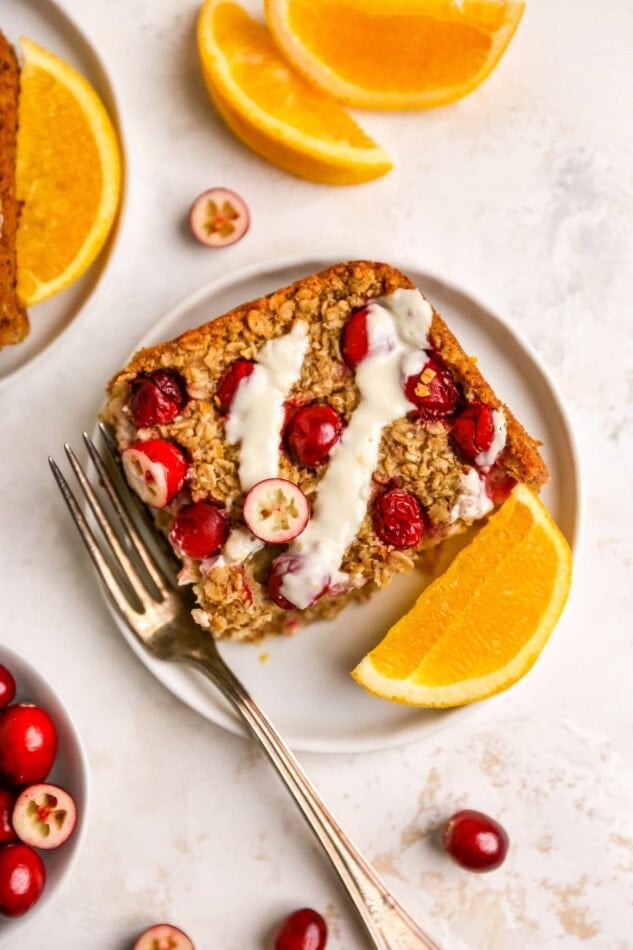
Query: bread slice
103 261 547 642
0 32 28 348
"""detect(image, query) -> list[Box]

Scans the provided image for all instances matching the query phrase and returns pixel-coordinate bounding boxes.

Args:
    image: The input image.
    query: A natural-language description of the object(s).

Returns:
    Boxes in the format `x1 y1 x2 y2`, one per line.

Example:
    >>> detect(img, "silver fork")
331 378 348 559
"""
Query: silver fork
49 425 440 950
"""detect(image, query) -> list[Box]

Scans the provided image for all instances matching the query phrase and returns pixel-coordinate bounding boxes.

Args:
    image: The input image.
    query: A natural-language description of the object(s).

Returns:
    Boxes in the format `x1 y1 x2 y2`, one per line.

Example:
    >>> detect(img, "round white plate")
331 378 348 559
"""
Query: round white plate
0 0 124 389
105 256 581 754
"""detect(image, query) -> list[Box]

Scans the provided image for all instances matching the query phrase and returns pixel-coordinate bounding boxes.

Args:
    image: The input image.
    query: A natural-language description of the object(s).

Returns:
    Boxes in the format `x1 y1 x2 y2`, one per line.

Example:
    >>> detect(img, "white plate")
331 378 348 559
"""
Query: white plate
0 0 124 389
104 256 581 754
0 642 90 946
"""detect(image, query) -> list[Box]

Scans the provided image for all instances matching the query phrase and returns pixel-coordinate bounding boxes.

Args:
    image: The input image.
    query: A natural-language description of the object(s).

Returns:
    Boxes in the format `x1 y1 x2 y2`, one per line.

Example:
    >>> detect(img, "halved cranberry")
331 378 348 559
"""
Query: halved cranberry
168 501 229 560
215 359 255 414
0 667 15 710
274 906 328 950
404 357 459 420
122 439 188 509
286 404 342 467
128 370 187 428
451 402 495 463
0 789 17 845
12 783 77 850
373 489 424 549
341 307 369 369
443 809 509 872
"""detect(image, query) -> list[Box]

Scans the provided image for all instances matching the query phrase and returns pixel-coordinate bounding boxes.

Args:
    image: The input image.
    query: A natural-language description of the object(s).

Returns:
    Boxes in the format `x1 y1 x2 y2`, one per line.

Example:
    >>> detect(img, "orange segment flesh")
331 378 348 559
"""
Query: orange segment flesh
265 0 525 109
197 0 391 184
16 38 121 306
352 486 572 707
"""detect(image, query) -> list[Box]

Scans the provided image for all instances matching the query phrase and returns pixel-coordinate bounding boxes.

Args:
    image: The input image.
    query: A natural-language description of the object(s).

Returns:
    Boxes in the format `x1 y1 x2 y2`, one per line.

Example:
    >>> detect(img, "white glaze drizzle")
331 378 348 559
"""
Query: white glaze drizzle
475 408 507 470
449 467 493 523
225 321 309 490
280 289 433 609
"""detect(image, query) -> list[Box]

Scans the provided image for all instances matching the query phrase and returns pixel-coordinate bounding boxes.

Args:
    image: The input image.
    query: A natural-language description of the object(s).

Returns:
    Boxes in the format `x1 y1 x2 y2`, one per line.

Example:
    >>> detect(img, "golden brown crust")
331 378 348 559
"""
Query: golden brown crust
107 260 547 489
0 32 28 348
104 260 548 641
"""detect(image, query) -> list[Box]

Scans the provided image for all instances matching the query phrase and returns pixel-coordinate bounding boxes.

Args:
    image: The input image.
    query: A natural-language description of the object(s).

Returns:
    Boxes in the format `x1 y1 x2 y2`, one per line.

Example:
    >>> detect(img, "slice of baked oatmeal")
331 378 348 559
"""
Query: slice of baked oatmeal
102 261 547 642
0 31 29 348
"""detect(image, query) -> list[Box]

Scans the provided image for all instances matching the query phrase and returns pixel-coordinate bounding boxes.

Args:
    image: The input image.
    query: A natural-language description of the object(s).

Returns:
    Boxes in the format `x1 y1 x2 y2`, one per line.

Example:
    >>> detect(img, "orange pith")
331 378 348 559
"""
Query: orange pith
265 0 525 109
197 0 391 184
352 486 572 707
16 38 121 306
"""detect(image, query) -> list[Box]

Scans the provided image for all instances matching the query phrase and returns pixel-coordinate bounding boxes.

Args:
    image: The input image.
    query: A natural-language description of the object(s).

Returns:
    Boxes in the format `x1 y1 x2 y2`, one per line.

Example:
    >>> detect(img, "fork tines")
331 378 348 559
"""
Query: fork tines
48 428 174 623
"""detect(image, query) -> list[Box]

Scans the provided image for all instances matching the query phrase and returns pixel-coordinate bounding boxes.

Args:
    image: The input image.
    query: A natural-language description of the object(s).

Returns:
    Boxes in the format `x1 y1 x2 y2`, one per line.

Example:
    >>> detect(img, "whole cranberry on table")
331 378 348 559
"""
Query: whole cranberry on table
443 809 509 872
274 907 328 950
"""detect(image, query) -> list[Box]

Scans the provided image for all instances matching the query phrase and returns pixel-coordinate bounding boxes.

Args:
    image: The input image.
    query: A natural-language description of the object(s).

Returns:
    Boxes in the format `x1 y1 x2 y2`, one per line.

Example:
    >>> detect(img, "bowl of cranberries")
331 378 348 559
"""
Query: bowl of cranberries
0 643 88 944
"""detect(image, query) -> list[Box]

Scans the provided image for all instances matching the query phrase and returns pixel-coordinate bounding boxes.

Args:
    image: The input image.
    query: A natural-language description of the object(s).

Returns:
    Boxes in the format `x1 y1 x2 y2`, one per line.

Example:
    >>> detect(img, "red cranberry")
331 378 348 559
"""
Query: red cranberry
451 402 495 463
0 705 58 789
443 809 509 872
274 907 328 950
0 790 16 845
286 404 342 466
373 489 424 549
0 843 46 917
128 370 187 428
404 357 459 420
0 667 15 710
483 465 516 504
268 556 328 610
168 501 229 560
215 359 255 414
341 307 369 369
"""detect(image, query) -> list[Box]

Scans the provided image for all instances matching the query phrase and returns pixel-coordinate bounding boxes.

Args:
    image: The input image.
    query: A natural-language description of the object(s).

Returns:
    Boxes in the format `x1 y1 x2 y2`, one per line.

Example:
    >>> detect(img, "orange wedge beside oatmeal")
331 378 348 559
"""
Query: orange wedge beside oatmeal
197 0 391 185
16 38 121 306
352 486 572 707
264 0 525 110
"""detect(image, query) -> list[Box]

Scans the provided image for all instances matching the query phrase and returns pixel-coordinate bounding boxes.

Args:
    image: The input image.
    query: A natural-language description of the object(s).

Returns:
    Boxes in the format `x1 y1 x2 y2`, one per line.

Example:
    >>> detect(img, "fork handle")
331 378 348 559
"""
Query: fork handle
186 646 440 950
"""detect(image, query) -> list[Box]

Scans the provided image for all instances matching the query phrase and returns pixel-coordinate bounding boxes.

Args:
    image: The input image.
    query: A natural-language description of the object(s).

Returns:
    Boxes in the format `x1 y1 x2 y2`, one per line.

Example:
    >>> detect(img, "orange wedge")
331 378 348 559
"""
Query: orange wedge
264 0 525 109
16 38 121 306
352 486 572 707
197 0 391 185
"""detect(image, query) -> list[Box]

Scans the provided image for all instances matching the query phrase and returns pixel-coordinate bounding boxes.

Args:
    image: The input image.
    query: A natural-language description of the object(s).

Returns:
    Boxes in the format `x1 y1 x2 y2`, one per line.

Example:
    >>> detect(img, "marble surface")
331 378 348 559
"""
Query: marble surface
1 0 632 947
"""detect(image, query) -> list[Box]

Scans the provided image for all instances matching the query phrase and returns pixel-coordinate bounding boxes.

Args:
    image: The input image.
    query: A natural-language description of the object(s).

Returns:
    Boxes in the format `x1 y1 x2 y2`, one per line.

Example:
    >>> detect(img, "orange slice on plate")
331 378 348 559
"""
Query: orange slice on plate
16 37 122 306
197 0 391 185
352 486 572 707
264 0 525 109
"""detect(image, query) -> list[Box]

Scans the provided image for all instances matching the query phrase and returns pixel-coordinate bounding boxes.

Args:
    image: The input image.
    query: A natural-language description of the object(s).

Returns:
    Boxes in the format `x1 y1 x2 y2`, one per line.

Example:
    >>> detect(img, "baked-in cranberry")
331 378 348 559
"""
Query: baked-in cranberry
128 369 187 428
169 501 229 559
215 359 255 414
286 404 342 467
0 789 16 845
0 843 46 917
268 555 328 611
443 809 509 872
373 489 424 549
404 357 459 420
341 307 369 369
483 464 516 504
0 667 15 710
451 402 495 463
274 906 328 950
122 439 188 509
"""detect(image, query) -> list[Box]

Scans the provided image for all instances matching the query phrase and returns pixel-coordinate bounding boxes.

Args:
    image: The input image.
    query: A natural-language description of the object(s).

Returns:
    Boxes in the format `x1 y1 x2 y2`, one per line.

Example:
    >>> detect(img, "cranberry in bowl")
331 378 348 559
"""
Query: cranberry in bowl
0 644 88 945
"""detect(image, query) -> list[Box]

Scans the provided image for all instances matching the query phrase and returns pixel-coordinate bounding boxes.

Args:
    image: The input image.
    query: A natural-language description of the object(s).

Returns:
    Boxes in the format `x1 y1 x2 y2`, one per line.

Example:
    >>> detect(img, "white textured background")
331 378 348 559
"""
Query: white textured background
1 0 632 947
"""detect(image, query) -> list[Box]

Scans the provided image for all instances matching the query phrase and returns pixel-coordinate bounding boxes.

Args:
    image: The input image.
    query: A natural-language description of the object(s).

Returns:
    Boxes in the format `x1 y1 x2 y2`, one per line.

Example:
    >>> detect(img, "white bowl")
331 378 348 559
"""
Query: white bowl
0 643 89 945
